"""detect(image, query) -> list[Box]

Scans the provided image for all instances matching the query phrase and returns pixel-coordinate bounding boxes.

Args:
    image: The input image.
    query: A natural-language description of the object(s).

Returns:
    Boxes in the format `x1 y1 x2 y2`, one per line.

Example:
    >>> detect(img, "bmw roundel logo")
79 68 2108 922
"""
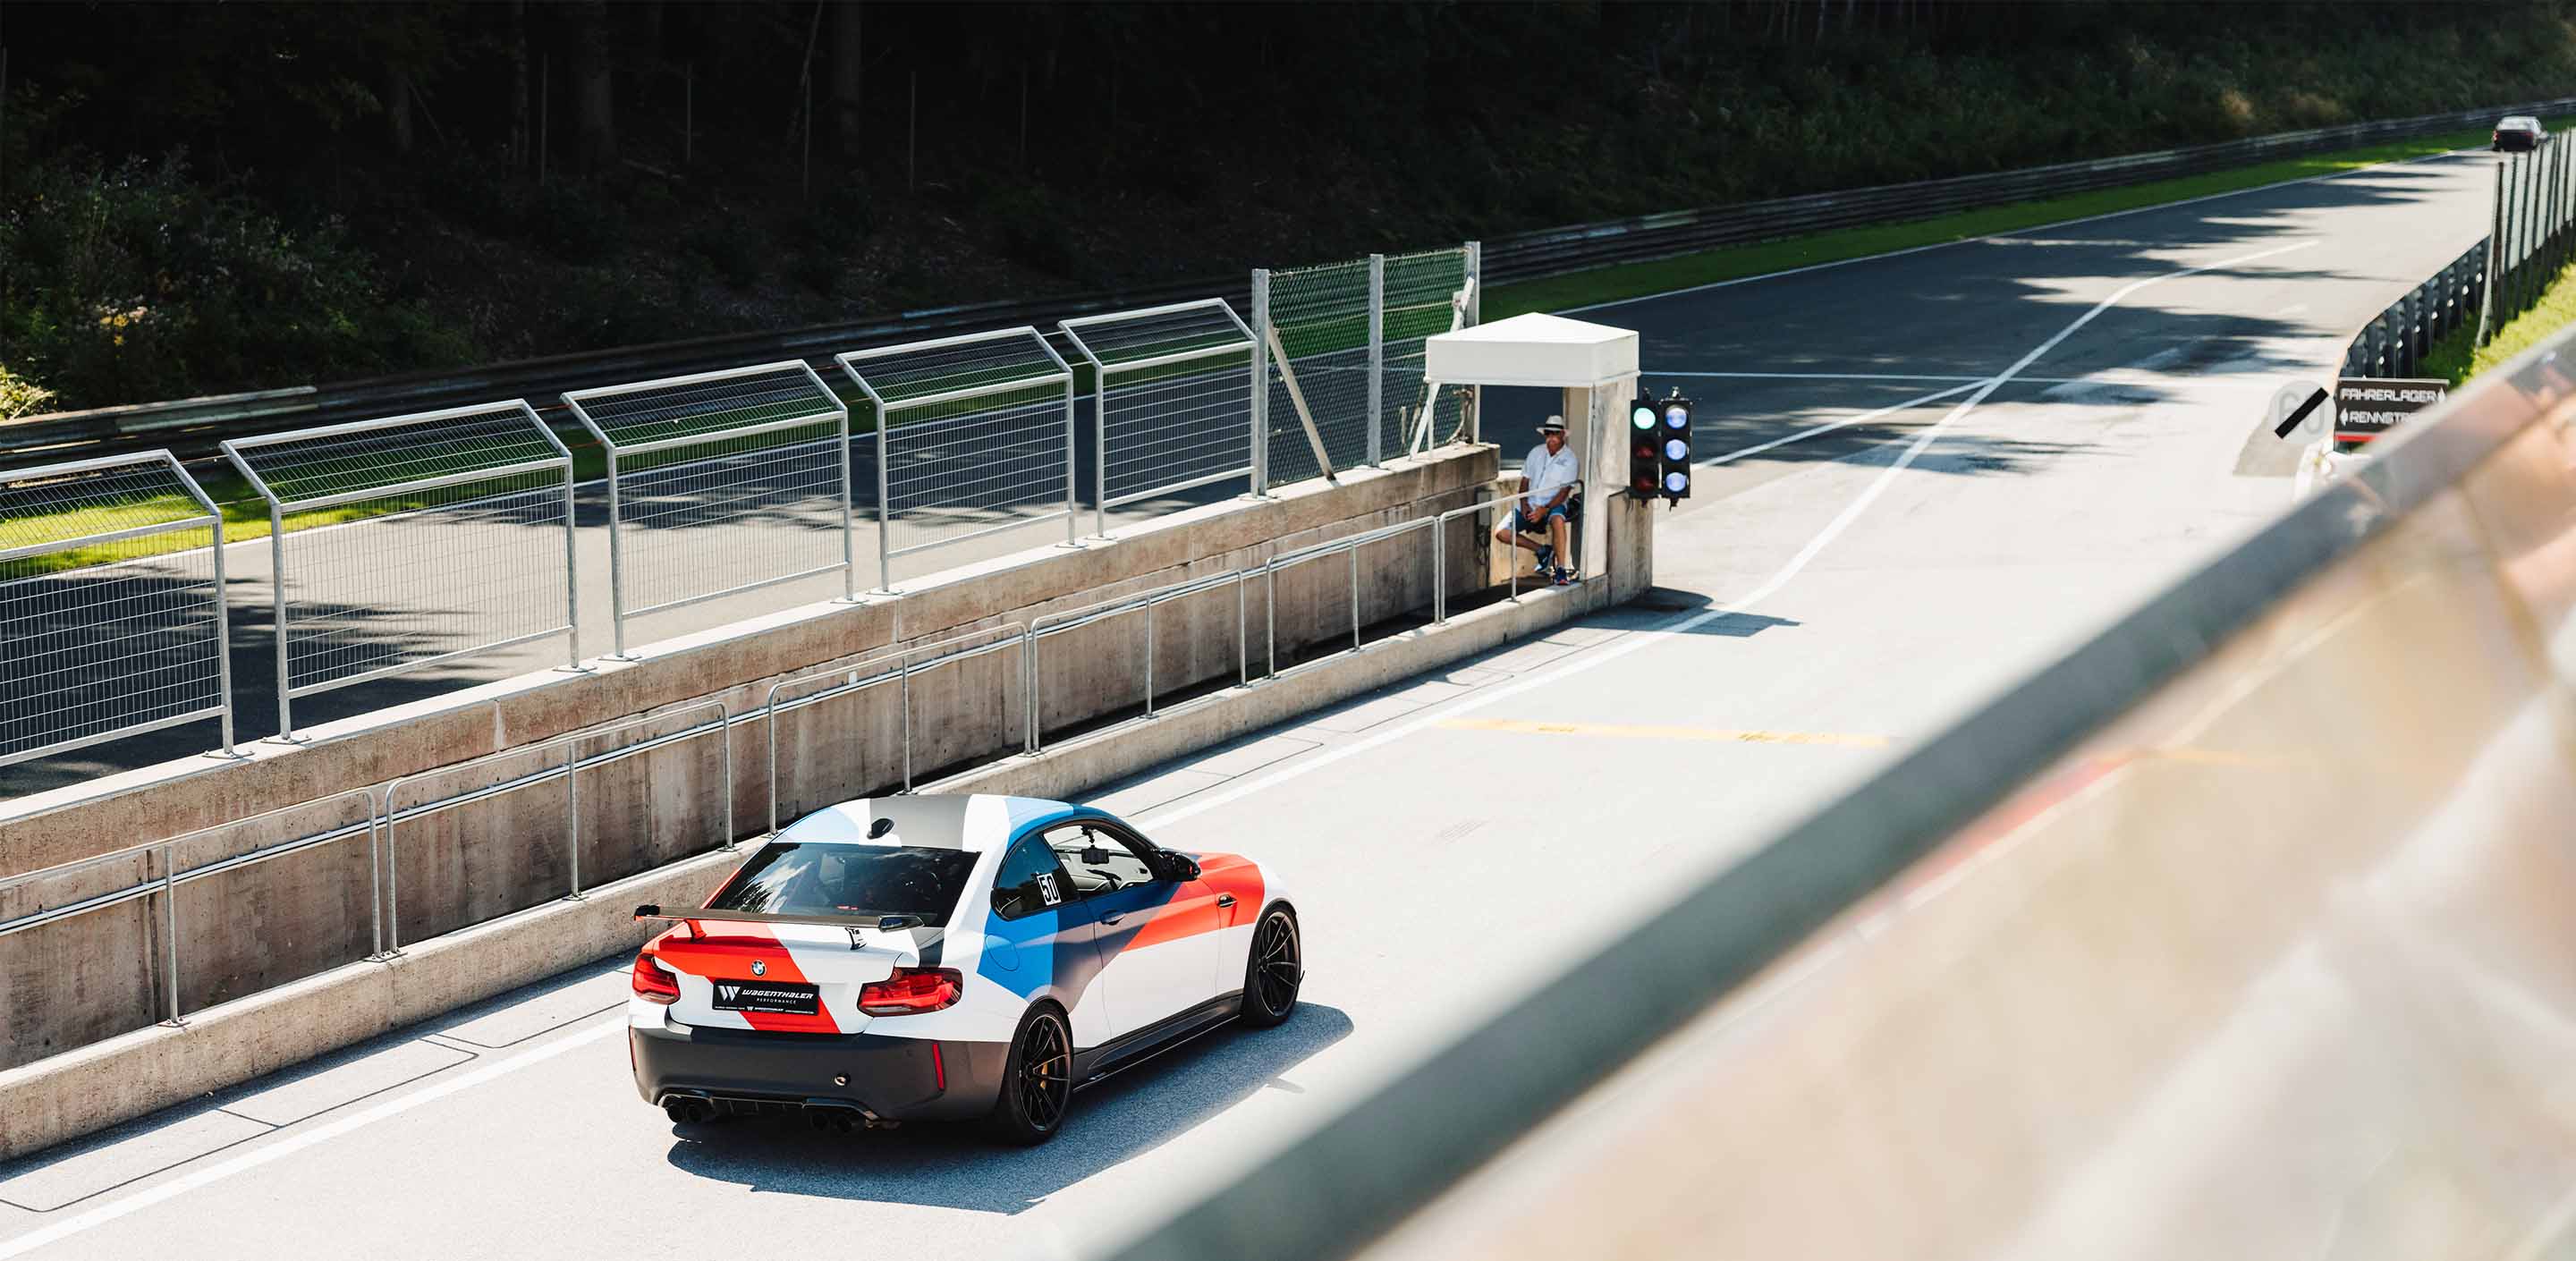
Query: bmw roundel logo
751 960 767 977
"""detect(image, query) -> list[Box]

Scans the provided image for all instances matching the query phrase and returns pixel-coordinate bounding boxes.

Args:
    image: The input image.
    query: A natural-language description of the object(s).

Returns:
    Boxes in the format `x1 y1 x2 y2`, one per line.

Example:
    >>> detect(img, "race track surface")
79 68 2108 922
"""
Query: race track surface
0 148 2501 1261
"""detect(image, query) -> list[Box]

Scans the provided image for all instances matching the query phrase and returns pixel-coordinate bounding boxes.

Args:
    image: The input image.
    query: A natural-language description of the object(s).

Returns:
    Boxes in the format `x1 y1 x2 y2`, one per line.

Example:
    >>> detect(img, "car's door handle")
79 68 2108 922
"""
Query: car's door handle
1216 893 1236 908
1101 912 1125 926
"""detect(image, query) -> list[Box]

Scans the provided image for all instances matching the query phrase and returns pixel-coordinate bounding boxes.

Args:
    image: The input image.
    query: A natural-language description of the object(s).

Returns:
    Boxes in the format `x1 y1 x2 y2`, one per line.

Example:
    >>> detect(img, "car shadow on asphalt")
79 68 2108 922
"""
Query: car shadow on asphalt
659 1003 1355 1213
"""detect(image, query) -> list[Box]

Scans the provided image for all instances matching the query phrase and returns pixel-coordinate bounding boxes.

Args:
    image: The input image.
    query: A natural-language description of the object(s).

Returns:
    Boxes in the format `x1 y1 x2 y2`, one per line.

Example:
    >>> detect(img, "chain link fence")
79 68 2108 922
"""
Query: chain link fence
1059 299 1258 534
220 402 578 741
1382 245 1477 456
0 452 234 767
837 327 1076 589
563 362 852 657
1255 258 1375 487
1253 243 1479 490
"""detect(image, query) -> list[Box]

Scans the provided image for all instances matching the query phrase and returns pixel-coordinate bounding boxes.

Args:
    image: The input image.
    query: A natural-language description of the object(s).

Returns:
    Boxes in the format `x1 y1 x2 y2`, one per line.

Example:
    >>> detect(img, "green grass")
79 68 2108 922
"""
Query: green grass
2422 254 2576 385
1485 127 2507 319
4 121 2529 577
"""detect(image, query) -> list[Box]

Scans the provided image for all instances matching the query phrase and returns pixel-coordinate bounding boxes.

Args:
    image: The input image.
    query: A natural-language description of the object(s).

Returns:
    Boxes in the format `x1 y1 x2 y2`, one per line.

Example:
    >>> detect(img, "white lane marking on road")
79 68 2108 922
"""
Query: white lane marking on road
1651 371 2089 384
1150 238 2318 831
1649 371 1987 383
1699 381 1985 469
0 1016 626 1259
1562 148 2458 317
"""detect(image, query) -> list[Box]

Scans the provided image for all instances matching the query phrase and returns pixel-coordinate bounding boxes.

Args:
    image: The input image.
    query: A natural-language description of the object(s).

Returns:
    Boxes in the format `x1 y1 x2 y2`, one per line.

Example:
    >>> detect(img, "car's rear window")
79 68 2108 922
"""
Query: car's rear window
706 842 980 926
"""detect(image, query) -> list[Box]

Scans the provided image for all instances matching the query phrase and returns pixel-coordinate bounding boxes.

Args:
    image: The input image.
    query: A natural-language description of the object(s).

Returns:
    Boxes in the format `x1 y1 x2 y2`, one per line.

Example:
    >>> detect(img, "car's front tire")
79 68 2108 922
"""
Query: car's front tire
987 1003 1075 1146
1240 906 1303 1028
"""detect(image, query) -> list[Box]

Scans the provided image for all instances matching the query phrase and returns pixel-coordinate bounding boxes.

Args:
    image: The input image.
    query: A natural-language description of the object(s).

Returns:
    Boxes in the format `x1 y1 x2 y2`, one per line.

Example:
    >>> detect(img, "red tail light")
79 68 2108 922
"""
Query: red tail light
631 951 681 1004
857 967 963 1016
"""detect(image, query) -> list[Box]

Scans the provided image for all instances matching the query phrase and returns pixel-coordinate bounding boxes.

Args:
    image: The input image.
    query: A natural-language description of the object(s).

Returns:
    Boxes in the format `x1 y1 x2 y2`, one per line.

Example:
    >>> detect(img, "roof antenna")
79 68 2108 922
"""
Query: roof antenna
869 817 896 839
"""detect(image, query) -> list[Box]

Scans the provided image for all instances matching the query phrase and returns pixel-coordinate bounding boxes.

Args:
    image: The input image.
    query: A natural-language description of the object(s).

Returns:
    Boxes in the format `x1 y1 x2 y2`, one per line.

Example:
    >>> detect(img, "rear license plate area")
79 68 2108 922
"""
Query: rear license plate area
711 980 820 1015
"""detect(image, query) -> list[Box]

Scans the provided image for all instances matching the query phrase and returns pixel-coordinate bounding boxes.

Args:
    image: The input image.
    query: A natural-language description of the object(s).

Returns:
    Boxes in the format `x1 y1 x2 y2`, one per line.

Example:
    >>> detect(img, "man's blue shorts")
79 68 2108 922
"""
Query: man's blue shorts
1506 502 1570 533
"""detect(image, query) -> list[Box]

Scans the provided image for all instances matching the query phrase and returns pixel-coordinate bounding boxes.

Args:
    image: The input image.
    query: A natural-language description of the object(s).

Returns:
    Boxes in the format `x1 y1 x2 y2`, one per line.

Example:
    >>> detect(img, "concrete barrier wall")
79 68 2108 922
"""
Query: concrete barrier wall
0 448 1504 1072
0 571 1613 1161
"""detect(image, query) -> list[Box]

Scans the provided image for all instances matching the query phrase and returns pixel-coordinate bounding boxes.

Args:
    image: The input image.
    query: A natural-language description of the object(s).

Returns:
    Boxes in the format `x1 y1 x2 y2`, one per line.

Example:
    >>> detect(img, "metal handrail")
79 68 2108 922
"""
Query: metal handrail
762 624 1030 833
1023 568 1258 753
381 699 733 952
0 788 384 1027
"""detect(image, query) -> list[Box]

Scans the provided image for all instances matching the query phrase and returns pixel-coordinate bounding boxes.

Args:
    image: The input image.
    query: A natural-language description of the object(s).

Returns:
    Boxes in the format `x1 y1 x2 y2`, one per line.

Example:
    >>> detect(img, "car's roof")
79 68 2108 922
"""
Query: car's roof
776 792 1079 853
2503 115 2542 126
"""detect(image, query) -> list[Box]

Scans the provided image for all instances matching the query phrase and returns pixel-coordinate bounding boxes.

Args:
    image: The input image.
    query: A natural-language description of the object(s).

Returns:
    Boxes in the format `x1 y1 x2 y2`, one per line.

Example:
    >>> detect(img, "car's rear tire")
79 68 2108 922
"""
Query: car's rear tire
987 1004 1074 1146
1240 906 1302 1028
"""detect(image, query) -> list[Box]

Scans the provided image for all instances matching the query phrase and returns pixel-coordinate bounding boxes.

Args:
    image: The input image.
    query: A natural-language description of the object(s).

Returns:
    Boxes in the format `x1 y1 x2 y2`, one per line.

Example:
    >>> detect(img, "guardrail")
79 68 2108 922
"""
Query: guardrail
0 790 384 1028
763 625 1030 831
0 484 1579 1061
1480 97 2576 284
2343 239 2488 377
382 700 734 952
20 98 2572 468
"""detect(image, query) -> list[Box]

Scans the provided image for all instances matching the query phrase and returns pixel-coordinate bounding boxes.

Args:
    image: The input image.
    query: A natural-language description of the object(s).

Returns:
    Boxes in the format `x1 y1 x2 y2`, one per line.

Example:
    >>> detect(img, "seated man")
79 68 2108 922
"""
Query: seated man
1494 415 1578 585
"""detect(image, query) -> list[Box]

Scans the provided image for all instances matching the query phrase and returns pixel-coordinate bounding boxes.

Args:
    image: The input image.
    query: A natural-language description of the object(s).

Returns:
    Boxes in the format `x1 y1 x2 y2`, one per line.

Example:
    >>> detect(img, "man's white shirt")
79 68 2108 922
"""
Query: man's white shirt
1521 441 1579 512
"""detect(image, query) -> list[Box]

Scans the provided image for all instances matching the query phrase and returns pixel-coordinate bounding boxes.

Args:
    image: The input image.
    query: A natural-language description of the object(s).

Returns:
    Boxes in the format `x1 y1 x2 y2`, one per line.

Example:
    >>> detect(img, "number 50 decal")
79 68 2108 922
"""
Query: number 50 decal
1037 872 1061 907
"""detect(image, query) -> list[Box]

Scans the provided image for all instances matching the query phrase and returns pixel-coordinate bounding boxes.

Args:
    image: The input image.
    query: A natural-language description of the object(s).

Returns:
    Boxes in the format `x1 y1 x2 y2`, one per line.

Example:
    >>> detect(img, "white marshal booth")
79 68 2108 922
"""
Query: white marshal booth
1424 312 1655 603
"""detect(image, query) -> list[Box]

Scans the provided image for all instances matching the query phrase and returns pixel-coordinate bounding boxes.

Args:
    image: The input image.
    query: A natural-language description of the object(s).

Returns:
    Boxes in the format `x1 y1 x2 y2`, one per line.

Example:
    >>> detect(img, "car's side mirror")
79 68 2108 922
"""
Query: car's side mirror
1157 850 1201 882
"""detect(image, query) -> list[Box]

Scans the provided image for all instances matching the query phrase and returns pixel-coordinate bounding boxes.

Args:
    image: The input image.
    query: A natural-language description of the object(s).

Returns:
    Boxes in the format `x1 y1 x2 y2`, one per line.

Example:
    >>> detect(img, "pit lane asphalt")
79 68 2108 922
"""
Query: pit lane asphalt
0 148 2502 1261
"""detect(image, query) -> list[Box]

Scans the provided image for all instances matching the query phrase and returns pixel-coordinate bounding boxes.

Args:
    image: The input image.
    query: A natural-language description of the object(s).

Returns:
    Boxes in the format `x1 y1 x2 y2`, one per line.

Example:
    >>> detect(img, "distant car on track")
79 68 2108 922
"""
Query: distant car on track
627 792 1301 1145
2495 115 2547 151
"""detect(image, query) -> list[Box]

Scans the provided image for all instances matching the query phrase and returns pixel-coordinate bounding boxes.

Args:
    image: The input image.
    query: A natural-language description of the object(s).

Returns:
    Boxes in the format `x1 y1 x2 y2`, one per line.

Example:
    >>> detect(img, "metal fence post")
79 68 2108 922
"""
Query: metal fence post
875 408 895 593
1368 254 1385 468
1093 362 1111 539
269 503 293 741
2481 162 2505 345
206 498 238 758
1144 604 1157 718
1235 576 1249 687
839 405 859 602
1465 241 1483 444
1265 565 1278 678
1349 547 1361 652
605 446 629 657
367 798 385 958
1063 375 1080 546
161 842 182 1025
1250 268 1272 496
899 653 914 792
566 741 580 898
562 464 584 665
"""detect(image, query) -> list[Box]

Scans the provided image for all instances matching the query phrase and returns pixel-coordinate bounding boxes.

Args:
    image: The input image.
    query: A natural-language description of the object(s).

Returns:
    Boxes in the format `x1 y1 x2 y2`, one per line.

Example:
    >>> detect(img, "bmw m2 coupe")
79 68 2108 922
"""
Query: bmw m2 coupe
628 793 1301 1144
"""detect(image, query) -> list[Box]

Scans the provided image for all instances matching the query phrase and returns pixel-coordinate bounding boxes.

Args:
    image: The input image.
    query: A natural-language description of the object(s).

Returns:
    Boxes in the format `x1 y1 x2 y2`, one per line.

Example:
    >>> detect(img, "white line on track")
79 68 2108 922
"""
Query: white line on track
2 238 2323 1260
1561 148 2459 317
1698 380 1985 469
0 1016 627 1259
1149 237 2318 830
1647 370 2090 385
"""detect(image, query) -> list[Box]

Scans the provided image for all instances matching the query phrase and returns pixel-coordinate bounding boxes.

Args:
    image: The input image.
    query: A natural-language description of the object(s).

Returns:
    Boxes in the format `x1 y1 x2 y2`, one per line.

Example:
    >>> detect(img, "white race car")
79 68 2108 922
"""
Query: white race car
627 793 1301 1144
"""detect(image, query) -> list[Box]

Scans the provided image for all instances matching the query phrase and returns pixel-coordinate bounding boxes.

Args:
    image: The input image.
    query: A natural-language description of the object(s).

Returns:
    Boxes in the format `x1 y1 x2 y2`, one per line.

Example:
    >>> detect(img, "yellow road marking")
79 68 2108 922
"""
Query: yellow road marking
1435 718 1894 748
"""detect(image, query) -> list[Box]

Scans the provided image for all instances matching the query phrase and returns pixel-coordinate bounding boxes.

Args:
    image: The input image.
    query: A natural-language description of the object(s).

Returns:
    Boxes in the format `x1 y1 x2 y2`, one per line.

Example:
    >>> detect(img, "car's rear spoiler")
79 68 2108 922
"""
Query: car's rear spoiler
633 905 931 944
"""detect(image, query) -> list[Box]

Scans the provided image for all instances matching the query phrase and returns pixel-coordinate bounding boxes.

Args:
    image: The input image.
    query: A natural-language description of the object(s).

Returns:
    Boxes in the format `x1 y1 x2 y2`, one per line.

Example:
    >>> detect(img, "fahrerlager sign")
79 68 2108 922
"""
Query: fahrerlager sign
2334 377 2448 445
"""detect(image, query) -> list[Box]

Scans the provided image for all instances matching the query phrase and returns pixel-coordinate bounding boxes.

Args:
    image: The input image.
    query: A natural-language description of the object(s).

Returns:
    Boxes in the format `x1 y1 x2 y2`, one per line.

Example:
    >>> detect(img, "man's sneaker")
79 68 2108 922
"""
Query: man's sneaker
1552 566 1576 587
1533 544 1555 570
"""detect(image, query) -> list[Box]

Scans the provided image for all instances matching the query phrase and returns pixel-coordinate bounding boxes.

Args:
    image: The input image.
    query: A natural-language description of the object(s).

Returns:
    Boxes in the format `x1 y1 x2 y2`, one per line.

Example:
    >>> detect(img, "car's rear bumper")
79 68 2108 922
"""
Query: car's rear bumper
631 1022 1007 1121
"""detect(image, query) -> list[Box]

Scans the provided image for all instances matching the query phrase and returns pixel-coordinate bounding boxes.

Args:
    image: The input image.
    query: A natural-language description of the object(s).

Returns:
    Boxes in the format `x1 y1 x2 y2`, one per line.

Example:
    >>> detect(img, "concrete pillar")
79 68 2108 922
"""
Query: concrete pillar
1568 376 1649 597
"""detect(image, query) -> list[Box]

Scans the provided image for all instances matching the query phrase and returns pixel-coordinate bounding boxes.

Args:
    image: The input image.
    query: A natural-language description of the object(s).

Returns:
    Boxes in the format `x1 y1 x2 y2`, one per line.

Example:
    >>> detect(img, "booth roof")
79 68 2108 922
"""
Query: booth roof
1425 312 1640 388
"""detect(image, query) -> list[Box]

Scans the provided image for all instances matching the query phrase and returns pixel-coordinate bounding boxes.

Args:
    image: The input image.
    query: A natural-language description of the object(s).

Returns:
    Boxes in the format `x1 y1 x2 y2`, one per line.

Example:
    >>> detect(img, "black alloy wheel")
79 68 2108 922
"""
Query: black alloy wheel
1241 908 1303 1028
989 1006 1074 1145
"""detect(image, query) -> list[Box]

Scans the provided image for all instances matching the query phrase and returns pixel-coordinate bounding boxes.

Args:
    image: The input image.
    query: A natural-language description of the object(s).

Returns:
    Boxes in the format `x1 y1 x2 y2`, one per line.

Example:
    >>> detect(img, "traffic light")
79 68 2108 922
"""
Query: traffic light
1627 400 1662 497
1658 394 1692 501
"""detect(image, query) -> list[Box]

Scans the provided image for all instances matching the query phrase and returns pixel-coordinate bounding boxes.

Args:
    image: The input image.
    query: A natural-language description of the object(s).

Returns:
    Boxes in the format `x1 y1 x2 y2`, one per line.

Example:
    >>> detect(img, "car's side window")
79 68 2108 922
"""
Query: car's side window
991 833 1072 920
1044 821 1158 899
